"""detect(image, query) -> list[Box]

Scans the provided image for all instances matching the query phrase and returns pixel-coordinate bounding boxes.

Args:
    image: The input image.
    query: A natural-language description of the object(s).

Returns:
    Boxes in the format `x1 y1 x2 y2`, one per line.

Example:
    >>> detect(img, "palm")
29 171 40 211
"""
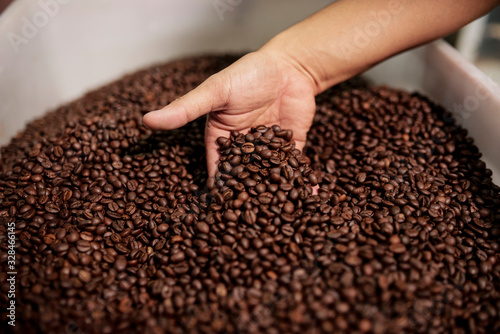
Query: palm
143 51 317 176
204 52 316 174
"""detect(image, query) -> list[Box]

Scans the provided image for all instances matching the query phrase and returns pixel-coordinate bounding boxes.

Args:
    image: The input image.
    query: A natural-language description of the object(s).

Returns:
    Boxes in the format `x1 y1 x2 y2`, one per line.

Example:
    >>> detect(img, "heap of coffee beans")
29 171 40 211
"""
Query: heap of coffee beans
0 55 499 334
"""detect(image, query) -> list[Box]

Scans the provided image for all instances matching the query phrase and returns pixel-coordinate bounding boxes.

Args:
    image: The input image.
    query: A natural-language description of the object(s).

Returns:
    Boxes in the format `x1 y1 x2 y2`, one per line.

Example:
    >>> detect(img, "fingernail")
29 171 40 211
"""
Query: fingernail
206 176 216 190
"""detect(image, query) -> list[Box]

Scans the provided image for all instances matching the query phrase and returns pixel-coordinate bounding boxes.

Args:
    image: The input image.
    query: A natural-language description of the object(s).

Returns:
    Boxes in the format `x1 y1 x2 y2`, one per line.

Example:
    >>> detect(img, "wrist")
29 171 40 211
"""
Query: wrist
258 38 323 96
260 29 366 96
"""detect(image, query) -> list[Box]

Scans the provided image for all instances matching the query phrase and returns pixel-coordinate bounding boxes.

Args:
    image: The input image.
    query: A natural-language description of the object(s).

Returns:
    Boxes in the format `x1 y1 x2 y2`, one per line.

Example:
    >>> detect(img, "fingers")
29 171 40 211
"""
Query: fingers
205 121 229 177
142 69 232 177
143 74 229 130
286 135 318 195
293 138 306 154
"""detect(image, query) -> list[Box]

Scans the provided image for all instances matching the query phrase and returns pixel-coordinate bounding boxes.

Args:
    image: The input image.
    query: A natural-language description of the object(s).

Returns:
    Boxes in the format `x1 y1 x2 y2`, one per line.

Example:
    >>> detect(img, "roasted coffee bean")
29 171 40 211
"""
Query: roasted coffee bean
170 251 185 263
196 222 210 234
43 234 56 245
241 142 255 154
76 240 91 253
157 224 169 233
108 202 119 212
389 243 407 254
222 234 236 245
78 270 91 283
114 255 127 272
80 231 94 242
2 55 498 334
80 254 92 266
67 231 80 243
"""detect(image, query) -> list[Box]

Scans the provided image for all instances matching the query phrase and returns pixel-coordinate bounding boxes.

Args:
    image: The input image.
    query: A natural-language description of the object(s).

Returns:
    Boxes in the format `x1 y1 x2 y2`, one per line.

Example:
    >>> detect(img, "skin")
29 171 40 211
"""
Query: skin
143 0 499 176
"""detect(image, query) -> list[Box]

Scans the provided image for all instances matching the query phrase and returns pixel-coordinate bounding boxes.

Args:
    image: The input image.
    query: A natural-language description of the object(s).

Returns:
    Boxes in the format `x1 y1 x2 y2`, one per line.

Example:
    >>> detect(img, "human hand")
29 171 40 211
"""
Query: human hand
142 50 318 176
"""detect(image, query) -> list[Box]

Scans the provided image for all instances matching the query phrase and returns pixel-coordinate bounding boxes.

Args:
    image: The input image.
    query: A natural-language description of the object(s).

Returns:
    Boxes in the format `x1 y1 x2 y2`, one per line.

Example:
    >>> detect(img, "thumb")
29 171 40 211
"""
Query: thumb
293 138 306 154
205 122 230 177
143 73 229 130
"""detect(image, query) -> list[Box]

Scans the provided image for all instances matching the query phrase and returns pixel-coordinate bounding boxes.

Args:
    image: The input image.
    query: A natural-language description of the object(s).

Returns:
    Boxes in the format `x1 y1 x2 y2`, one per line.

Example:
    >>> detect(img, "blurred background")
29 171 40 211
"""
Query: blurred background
446 6 500 83
0 0 10 14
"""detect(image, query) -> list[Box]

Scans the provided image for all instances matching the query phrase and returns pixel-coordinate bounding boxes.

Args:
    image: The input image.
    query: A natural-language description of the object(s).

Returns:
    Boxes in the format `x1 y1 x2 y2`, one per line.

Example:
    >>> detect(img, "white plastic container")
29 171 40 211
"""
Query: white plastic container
1 0 499 184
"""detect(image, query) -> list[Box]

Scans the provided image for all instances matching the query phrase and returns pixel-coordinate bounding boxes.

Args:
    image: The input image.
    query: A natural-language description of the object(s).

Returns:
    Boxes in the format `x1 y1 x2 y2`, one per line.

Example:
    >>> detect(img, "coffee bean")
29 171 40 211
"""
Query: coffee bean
54 243 69 253
196 222 210 234
78 270 91 283
241 142 255 154
222 235 236 245
345 254 362 266
43 234 56 245
157 224 169 233
114 255 127 272
356 172 367 183
76 240 91 253
115 243 129 254
389 243 406 254
45 202 60 213
80 231 94 242
80 254 92 266
281 225 295 236
223 211 238 222
258 192 273 205
170 251 185 263
332 217 344 226
108 202 119 212
260 149 273 160
217 137 230 148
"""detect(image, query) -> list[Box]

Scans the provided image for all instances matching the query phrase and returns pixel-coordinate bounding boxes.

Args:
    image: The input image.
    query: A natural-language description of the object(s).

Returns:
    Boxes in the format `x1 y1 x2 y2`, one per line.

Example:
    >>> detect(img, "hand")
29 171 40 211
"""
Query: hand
142 50 318 176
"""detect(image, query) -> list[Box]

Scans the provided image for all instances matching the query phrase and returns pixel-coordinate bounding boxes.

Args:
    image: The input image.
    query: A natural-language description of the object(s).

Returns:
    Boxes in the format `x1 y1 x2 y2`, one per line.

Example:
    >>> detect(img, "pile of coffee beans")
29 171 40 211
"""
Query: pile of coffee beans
0 55 499 334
